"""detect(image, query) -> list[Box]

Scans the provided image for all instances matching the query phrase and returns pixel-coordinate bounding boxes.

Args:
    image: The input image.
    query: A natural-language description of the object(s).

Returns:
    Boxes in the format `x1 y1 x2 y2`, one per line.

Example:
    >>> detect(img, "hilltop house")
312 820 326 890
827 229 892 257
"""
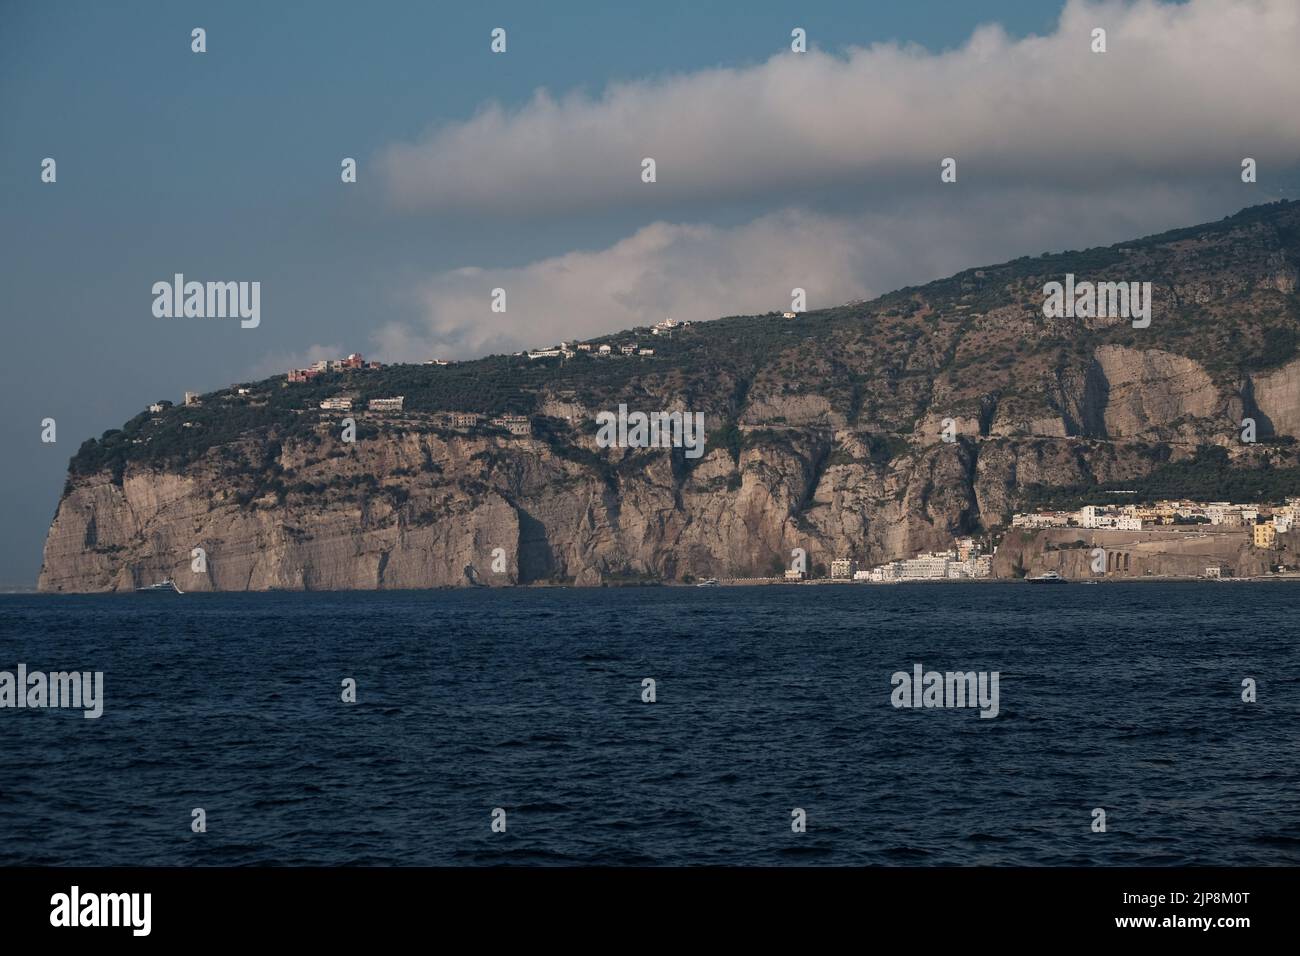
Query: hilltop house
447 412 481 429
288 352 381 381
490 415 531 436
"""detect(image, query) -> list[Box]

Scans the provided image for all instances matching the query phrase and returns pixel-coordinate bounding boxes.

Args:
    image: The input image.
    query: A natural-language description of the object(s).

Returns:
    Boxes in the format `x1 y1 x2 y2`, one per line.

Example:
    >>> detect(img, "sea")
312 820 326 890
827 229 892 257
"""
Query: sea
1 583 1296 866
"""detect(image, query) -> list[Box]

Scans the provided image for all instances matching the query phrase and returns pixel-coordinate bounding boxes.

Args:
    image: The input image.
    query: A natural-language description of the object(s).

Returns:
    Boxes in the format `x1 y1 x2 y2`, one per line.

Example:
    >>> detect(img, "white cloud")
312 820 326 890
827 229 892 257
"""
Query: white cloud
379 0 1300 214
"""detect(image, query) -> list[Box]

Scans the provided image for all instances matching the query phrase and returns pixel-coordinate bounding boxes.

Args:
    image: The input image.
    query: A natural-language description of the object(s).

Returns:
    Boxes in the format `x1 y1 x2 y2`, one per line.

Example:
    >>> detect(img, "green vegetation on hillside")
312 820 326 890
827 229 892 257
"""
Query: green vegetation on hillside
1019 445 1300 509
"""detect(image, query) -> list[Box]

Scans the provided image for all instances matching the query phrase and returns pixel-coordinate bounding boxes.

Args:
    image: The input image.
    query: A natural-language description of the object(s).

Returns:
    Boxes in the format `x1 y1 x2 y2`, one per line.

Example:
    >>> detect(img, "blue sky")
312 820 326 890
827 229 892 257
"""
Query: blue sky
2 0 1298 586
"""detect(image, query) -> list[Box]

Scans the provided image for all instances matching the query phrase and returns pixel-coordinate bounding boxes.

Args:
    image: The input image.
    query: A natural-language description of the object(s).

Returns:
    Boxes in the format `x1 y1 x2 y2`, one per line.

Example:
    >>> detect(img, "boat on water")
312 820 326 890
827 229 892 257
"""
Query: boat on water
1026 570 1067 583
136 578 183 594
696 578 720 587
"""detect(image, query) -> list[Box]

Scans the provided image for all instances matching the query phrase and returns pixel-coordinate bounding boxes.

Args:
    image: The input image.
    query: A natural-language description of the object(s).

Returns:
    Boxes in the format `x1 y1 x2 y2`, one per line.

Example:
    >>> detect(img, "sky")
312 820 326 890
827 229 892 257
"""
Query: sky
1 0 1299 587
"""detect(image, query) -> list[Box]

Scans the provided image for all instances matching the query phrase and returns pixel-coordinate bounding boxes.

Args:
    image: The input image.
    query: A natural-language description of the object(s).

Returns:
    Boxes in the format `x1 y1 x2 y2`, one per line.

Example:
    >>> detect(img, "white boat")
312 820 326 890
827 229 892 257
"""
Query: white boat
1026 570 1067 584
696 578 720 587
136 578 183 594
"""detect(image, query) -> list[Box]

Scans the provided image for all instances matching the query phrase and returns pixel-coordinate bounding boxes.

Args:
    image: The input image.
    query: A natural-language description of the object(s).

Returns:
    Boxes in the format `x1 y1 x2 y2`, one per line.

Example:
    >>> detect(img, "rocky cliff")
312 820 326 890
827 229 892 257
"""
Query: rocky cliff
39 202 1300 590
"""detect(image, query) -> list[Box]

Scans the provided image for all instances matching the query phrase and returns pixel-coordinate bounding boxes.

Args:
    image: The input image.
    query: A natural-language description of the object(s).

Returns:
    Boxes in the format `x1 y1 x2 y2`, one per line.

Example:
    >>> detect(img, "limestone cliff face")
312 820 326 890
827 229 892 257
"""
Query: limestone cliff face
1250 356 1300 439
40 434 524 592
1089 345 1222 440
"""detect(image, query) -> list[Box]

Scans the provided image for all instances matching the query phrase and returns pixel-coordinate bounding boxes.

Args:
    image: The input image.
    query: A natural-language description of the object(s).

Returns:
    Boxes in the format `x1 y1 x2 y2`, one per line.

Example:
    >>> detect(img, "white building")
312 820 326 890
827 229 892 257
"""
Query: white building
491 415 530 436
830 558 856 580
319 397 352 411
1012 511 1071 529
1206 503 1232 525
1078 508 1143 530
899 553 951 579
368 396 404 413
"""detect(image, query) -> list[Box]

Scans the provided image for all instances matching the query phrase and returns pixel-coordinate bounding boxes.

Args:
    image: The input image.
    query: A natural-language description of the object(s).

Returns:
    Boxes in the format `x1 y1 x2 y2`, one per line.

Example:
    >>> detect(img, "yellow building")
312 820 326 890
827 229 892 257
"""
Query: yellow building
1253 523 1276 549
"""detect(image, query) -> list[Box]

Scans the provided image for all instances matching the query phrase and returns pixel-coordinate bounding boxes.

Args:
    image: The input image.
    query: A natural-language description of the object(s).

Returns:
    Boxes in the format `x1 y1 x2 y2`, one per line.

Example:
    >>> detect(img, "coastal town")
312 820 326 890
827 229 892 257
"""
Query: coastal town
1010 499 1297 536
774 497 1300 585
784 538 994 583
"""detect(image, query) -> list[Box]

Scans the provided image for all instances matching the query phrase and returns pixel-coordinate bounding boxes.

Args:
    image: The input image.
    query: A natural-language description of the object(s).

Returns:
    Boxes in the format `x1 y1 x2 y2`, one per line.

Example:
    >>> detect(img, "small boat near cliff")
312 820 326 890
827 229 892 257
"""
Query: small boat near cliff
1026 571 1067 584
136 578 183 594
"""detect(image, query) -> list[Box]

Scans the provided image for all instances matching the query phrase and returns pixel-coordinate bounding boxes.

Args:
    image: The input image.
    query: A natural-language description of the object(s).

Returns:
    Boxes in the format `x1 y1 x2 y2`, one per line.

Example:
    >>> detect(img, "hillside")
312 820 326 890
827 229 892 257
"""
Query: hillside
40 201 1300 590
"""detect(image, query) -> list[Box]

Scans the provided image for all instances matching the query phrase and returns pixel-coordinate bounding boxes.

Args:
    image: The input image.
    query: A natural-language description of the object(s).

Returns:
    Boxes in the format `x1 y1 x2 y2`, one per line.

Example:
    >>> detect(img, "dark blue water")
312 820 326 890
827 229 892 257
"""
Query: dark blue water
1 583 1296 865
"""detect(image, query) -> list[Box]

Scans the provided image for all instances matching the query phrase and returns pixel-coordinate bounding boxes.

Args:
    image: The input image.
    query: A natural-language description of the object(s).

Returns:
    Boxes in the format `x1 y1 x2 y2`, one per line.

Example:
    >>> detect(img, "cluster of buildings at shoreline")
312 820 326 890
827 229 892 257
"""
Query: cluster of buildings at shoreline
783 538 993 583
1011 499 1300 546
854 537 993 582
